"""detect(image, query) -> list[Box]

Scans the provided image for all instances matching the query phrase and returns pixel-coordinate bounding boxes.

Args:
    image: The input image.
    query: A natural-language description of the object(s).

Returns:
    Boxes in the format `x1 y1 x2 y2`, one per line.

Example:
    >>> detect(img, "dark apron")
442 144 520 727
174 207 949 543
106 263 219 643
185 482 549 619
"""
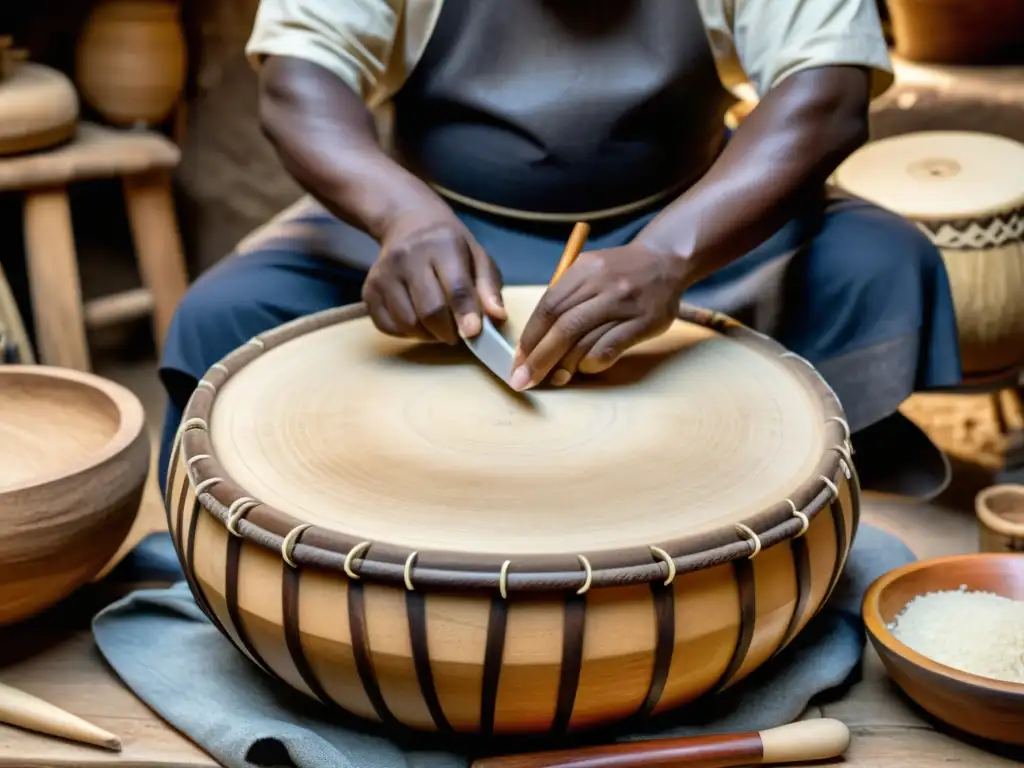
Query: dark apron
391 0 732 218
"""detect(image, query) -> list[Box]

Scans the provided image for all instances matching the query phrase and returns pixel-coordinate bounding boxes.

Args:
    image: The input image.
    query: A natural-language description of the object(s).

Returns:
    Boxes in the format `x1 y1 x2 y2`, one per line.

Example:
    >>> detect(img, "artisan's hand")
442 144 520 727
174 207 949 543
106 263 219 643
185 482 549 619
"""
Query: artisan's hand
363 210 506 343
510 243 692 390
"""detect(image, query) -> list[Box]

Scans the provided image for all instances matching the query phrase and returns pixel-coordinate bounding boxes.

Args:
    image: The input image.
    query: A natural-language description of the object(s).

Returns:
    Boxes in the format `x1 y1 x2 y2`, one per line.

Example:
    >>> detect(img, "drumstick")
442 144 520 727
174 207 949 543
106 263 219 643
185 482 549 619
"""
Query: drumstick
0 681 122 751
469 718 851 768
549 222 590 286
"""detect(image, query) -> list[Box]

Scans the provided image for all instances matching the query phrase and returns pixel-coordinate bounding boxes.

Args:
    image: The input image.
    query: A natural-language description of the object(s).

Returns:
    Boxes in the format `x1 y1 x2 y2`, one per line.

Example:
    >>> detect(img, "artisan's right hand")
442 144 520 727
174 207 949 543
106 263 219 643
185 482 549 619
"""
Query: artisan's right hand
362 210 506 344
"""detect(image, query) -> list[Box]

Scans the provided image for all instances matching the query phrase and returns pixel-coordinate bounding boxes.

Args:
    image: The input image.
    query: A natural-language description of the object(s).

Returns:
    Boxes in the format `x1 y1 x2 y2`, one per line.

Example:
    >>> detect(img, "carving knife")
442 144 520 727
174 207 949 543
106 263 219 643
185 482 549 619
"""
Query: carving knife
464 222 590 386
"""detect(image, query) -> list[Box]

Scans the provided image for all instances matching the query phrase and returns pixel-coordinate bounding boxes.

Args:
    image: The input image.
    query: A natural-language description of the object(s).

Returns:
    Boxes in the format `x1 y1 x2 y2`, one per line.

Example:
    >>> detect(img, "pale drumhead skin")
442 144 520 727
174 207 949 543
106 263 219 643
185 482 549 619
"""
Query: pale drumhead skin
832 130 1024 220
208 287 825 556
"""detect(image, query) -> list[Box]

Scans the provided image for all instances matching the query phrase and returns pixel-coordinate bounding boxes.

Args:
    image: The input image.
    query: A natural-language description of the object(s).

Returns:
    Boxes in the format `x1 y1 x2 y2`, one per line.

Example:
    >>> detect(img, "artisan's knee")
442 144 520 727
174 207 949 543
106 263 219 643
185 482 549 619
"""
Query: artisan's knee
162 267 275 382
811 204 944 318
157 260 282 491
857 211 943 289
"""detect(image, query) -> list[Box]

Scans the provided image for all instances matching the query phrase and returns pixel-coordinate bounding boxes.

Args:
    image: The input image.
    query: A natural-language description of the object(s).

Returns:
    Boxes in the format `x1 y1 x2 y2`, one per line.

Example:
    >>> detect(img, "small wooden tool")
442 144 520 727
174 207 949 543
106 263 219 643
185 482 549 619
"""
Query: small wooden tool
470 718 851 768
549 222 590 286
0 681 122 752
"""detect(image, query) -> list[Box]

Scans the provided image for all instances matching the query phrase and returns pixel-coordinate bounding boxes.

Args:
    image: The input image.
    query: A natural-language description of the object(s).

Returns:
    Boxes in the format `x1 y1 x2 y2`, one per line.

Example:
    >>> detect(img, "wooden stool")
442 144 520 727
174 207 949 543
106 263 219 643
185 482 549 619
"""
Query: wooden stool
0 121 189 371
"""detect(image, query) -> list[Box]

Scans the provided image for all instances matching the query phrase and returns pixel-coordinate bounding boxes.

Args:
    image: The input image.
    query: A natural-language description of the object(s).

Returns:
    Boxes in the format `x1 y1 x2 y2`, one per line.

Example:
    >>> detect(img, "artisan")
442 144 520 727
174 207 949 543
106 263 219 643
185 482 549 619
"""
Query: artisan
158 0 962 496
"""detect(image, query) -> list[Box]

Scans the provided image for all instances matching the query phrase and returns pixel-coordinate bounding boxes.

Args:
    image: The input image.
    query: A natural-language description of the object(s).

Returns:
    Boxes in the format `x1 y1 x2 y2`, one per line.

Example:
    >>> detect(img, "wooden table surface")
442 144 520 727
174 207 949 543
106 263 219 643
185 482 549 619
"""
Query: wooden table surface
2 617 1022 768
1 441 1023 767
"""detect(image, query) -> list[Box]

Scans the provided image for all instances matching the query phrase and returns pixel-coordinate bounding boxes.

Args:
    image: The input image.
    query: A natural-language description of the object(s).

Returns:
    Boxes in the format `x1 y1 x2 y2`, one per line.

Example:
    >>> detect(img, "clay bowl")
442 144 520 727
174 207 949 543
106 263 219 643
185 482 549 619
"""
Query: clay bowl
0 365 149 625
863 554 1024 746
976 484 1024 554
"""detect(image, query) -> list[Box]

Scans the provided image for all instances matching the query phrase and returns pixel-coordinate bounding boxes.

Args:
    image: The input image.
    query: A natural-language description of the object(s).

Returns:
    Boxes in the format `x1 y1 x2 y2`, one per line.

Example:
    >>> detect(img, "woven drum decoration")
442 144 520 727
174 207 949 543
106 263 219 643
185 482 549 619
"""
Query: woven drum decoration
167 286 859 735
833 130 1024 384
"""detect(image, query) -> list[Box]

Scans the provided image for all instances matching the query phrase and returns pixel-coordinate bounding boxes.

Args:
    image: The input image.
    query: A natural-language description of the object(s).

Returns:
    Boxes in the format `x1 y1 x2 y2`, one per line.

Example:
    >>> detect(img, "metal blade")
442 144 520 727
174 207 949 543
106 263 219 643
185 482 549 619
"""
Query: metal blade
464 316 516 387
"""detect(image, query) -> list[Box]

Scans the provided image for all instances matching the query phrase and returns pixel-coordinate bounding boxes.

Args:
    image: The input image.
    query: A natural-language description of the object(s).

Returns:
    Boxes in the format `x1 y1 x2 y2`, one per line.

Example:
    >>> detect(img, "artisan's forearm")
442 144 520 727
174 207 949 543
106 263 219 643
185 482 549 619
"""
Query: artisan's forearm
636 66 872 285
258 56 449 240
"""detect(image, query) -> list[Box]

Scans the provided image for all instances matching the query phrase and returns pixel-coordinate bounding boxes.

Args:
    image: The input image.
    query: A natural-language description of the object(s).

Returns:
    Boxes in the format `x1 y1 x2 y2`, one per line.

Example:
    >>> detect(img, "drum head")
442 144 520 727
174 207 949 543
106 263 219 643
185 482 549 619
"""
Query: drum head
833 130 1024 219
206 287 831 558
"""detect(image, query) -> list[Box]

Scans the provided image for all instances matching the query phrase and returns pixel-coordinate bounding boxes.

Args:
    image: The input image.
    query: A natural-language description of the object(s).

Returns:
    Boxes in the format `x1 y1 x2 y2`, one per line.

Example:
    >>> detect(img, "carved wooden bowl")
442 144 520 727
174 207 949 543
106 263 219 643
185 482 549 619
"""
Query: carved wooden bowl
863 554 1024 746
0 366 149 625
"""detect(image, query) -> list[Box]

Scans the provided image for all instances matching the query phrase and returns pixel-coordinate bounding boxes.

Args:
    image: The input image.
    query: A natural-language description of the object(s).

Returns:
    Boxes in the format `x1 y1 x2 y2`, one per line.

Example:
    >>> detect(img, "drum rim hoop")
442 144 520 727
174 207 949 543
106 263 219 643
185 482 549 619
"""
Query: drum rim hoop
176 300 858 594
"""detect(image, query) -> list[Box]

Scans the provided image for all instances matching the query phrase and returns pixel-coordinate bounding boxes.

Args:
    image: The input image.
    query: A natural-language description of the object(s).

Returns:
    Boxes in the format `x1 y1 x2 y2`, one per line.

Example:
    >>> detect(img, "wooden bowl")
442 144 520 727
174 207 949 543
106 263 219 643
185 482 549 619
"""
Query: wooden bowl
863 554 1024 746
0 366 149 625
976 485 1024 554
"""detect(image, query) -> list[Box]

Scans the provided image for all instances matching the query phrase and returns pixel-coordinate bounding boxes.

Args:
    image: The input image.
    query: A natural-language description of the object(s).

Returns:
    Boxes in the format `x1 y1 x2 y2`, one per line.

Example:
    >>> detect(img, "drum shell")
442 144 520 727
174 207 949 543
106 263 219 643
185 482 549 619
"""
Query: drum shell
165 431 858 735
914 211 1024 384
830 131 1024 385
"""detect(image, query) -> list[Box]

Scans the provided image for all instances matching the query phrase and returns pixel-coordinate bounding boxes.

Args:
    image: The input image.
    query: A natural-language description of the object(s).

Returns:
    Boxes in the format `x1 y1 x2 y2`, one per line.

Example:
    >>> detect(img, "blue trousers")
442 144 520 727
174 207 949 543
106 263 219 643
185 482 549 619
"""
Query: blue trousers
158 193 962 497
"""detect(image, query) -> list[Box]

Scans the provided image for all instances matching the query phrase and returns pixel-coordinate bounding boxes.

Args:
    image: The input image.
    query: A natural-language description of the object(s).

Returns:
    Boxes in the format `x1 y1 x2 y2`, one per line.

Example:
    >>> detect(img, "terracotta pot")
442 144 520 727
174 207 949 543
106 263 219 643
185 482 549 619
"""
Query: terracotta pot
887 0 1024 64
75 0 187 127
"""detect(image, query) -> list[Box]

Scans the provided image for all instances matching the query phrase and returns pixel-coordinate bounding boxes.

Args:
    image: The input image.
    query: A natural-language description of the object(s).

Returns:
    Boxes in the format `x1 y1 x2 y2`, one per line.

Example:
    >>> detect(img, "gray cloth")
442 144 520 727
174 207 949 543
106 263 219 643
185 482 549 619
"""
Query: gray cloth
92 524 914 768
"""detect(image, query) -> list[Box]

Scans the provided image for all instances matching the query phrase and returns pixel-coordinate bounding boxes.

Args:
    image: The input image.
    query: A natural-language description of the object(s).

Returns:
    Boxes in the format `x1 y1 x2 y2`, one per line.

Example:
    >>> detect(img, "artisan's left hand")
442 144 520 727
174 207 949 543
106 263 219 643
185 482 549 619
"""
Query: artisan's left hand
510 242 692 391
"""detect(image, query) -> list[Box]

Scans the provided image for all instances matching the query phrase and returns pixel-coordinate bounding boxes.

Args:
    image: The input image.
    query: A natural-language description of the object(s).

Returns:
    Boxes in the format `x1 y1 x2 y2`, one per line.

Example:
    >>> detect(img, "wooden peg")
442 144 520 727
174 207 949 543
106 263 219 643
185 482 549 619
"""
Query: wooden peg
0 681 122 752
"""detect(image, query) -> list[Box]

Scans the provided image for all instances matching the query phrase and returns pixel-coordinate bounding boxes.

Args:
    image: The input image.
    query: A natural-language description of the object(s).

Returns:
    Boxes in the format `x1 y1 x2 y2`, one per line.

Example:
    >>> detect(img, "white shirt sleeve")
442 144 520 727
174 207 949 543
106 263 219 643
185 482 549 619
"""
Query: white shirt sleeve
244 0 403 102
698 0 894 99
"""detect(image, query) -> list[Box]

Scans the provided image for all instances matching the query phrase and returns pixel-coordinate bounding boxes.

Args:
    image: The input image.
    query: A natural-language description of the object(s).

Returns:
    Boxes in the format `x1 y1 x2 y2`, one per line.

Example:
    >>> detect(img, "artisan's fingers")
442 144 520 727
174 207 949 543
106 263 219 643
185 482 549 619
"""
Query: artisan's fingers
432 244 485 339
577 318 654 375
469 241 507 322
365 281 421 339
548 321 619 386
364 285 401 336
406 254 461 344
381 284 433 340
514 267 594 369
511 297 608 391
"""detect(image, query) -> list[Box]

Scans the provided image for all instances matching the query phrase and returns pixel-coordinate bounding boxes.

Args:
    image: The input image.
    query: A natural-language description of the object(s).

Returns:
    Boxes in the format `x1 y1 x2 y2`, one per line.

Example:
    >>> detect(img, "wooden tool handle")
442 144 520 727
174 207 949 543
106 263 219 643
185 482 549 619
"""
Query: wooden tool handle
0 681 122 752
549 222 590 286
470 718 851 768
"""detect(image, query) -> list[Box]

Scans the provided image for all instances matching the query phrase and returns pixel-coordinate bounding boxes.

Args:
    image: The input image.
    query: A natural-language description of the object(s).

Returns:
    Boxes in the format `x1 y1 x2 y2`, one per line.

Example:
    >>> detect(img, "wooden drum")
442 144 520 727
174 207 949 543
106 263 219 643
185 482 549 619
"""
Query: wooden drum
167 286 859 736
832 130 1024 384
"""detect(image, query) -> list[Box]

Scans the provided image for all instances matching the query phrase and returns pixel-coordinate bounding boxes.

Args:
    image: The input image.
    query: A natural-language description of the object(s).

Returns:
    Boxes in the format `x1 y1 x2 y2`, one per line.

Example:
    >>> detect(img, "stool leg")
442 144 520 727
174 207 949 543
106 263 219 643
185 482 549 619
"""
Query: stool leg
122 170 189 353
22 188 90 371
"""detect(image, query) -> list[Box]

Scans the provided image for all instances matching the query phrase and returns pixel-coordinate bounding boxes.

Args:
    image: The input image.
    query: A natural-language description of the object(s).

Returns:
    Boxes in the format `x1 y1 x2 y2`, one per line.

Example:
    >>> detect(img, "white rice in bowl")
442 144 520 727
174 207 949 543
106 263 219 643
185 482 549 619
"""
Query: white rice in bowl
888 585 1024 685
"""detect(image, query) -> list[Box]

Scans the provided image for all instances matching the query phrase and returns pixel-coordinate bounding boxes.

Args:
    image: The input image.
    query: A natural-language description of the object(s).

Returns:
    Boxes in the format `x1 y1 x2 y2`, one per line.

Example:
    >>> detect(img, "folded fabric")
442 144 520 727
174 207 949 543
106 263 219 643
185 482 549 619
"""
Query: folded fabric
92 525 913 768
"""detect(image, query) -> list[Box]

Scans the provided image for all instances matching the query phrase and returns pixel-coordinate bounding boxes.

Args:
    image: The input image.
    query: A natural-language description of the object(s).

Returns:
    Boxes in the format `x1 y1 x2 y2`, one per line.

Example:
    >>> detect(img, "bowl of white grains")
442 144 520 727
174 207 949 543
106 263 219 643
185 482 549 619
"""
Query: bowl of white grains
863 553 1024 746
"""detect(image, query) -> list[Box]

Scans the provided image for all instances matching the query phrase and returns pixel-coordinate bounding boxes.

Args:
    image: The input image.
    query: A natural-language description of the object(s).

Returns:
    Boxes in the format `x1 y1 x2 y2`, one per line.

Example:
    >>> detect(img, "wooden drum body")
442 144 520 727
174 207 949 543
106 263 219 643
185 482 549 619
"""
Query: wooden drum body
833 131 1024 384
167 286 859 736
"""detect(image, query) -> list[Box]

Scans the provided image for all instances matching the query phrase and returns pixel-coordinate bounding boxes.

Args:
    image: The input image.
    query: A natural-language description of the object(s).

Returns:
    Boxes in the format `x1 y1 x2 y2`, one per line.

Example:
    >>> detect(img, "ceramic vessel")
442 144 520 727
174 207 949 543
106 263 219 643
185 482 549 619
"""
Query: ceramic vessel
0 366 149 625
75 0 186 127
0 60 79 157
